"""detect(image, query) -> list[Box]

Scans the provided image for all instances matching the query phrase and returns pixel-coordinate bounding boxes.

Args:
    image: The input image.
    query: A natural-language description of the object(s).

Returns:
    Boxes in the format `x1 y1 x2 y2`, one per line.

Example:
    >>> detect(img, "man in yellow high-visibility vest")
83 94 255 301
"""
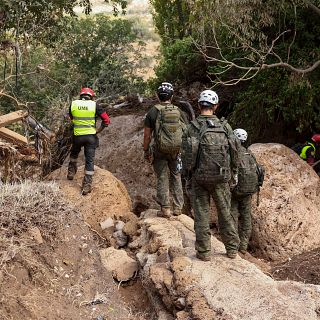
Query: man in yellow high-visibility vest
299 134 320 165
67 87 110 195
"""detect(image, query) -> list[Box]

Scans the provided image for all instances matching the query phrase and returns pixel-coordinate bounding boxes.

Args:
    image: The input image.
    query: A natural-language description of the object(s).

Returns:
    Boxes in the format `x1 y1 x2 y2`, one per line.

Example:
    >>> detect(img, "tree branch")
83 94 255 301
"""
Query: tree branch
305 0 320 17
260 60 320 73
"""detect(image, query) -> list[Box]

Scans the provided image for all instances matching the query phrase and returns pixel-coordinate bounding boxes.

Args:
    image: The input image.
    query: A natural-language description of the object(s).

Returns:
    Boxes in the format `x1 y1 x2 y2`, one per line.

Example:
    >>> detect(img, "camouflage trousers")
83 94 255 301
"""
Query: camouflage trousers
230 193 252 251
192 180 240 256
153 151 184 212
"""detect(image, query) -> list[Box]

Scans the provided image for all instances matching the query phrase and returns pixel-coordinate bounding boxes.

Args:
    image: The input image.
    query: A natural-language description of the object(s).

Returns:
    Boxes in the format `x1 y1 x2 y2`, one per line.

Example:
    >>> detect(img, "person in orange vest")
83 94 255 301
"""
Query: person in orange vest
67 88 110 195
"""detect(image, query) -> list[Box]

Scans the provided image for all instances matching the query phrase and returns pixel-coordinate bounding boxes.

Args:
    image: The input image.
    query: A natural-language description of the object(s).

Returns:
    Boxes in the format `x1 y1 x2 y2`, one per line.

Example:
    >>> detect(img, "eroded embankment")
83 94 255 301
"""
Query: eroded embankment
0 179 154 320
51 161 320 319
96 118 320 262
3 135 320 320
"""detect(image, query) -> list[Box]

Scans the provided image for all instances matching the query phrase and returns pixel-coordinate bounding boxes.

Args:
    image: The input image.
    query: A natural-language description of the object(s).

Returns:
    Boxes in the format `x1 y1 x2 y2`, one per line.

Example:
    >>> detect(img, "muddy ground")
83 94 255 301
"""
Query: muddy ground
271 248 320 284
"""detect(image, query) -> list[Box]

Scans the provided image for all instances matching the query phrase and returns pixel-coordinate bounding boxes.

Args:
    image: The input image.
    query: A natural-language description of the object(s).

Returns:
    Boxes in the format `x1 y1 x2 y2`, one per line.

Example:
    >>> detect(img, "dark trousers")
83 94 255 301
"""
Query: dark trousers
70 134 97 173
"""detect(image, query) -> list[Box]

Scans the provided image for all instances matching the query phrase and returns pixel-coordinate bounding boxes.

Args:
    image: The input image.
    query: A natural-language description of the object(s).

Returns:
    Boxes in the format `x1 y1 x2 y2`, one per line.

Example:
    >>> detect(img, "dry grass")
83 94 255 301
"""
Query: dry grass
0 180 75 268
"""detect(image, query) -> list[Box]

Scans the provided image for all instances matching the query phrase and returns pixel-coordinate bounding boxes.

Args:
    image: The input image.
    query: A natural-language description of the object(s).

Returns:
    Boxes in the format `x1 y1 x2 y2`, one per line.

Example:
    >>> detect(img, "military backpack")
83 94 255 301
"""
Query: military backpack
234 147 259 196
154 104 184 155
190 118 232 185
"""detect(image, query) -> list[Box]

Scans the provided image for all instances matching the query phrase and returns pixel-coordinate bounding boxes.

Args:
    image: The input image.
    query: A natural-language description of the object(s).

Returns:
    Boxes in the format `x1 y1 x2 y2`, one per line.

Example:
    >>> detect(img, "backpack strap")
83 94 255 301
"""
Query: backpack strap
154 104 166 111
220 117 232 138
190 119 201 131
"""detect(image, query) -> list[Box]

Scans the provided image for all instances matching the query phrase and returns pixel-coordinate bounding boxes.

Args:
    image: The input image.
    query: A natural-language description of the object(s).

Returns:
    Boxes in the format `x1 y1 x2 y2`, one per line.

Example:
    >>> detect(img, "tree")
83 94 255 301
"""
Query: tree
149 0 191 45
0 0 128 34
0 0 130 115
0 13 143 126
188 0 320 85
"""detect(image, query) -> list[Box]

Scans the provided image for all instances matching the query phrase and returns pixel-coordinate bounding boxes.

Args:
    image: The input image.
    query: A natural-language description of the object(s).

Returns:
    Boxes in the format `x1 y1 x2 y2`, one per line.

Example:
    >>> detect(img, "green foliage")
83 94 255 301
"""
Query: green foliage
54 15 143 96
150 0 190 45
0 0 128 35
153 37 206 85
0 14 145 127
150 0 320 142
230 68 320 142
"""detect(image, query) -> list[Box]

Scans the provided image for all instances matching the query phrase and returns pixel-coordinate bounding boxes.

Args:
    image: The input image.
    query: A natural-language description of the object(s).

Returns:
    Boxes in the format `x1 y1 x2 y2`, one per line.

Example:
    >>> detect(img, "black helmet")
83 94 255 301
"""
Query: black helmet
157 82 174 101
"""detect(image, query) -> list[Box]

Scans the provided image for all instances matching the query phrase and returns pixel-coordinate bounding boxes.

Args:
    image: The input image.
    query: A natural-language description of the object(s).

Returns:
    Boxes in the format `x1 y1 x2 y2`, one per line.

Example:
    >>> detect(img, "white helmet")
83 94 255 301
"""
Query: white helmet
234 128 248 143
198 90 219 106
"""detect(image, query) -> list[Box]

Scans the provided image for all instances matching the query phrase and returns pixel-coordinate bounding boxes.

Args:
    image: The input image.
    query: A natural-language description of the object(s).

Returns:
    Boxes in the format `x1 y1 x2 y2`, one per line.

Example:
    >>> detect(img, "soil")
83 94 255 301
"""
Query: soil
0 181 155 320
0 214 154 320
271 247 320 284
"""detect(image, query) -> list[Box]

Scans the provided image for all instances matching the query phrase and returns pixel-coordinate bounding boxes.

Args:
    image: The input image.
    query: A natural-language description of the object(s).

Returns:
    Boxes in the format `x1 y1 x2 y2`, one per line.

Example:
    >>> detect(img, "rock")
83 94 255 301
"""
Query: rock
99 248 138 282
175 311 189 320
174 297 186 310
136 214 320 320
100 217 114 230
113 230 128 248
140 208 158 219
115 220 125 231
136 251 148 266
250 143 320 261
123 217 139 238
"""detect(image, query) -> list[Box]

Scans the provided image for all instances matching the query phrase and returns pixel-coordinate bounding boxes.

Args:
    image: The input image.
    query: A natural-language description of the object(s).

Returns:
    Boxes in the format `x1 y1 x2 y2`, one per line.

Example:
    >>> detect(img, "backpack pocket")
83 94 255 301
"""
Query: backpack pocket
195 144 231 186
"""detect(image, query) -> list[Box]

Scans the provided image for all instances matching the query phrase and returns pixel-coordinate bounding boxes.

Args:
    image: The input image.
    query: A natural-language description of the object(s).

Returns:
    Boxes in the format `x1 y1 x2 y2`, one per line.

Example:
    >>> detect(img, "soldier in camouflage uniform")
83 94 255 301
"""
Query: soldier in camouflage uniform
231 128 259 254
182 90 240 261
143 82 185 217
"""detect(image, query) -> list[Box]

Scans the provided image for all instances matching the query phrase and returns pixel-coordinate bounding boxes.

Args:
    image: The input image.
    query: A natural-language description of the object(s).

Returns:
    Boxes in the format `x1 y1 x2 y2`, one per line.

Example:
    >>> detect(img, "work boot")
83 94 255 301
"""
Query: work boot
157 207 171 218
173 209 182 216
226 251 238 259
67 161 77 180
238 244 248 255
196 252 211 262
81 174 93 195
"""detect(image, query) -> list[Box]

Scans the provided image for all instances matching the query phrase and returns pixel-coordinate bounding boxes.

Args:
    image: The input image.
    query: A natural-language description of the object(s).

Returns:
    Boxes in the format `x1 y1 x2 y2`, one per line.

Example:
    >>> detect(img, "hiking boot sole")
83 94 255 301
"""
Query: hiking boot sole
196 252 211 261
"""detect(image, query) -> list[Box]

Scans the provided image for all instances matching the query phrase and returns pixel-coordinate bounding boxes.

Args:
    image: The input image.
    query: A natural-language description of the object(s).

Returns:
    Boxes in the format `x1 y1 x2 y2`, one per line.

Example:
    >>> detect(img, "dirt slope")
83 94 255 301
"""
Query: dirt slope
50 165 135 234
0 181 142 320
250 143 320 261
96 116 320 262
95 114 157 212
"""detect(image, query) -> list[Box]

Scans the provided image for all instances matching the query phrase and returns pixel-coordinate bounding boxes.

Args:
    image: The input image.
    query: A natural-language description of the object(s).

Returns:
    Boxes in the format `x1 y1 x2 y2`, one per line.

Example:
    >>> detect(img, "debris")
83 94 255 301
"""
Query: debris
62 259 72 266
115 220 125 231
99 248 138 282
174 297 186 310
100 218 114 231
123 217 139 237
113 230 128 248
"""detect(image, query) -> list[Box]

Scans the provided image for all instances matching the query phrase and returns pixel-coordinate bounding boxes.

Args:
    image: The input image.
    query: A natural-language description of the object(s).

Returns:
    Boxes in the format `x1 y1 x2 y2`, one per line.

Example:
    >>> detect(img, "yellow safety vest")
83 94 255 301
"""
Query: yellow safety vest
300 142 315 160
71 100 96 136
